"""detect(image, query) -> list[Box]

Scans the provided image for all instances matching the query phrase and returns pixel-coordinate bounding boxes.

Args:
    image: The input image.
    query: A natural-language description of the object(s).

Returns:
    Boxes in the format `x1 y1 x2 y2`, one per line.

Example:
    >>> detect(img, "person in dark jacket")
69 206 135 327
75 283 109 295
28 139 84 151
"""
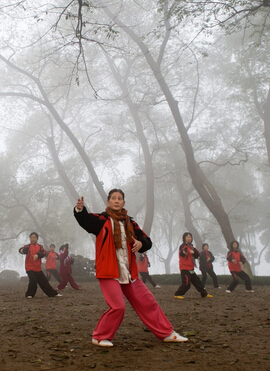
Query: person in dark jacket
199 243 220 289
74 189 188 347
226 241 253 293
174 232 213 299
57 244 81 291
19 232 61 299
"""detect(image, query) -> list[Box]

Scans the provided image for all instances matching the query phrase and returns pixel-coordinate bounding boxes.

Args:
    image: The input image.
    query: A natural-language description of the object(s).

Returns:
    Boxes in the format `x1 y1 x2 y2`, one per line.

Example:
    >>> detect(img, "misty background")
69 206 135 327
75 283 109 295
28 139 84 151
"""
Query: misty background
0 0 269 277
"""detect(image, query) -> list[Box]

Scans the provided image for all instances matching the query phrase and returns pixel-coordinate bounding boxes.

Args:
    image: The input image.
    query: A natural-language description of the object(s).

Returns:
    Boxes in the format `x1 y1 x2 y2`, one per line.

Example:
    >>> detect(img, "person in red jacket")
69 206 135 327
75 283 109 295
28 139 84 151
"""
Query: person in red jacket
226 241 253 293
74 189 188 347
57 244 81 291
19 232 61 299
174 232 213 299
137 252 160 288
45 244 61 283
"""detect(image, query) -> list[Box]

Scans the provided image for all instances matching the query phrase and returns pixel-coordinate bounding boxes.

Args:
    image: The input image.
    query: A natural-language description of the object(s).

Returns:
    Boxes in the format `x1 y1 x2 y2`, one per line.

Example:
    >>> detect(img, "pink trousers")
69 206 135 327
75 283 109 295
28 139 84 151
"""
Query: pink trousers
92 278 173 341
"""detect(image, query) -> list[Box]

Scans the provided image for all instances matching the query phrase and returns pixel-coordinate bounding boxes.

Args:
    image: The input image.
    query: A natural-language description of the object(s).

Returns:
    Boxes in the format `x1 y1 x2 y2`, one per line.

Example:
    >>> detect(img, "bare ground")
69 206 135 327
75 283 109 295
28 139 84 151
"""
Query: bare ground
0 280 269 371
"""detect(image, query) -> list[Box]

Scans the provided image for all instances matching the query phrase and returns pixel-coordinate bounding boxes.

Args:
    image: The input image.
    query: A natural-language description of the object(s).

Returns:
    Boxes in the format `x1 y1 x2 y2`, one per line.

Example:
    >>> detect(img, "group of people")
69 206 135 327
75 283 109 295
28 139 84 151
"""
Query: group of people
19 234 81 299
19 188 253 349
173 232 253 299
138 233 253 298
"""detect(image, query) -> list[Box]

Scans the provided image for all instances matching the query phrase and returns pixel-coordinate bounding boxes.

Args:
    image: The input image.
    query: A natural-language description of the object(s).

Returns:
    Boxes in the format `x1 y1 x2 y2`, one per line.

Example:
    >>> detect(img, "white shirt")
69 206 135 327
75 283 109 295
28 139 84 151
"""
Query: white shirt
111 219 133 284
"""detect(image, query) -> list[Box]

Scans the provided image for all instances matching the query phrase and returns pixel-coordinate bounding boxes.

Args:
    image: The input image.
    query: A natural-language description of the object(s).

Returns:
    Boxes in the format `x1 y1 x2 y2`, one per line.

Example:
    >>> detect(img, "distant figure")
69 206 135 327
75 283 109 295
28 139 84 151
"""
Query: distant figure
19 232 61 299
226 241 253 293
45 244 61 283
57 244 82 291
199 243 220 289
74 189 188 347
174 232 213 299
137 253 160 288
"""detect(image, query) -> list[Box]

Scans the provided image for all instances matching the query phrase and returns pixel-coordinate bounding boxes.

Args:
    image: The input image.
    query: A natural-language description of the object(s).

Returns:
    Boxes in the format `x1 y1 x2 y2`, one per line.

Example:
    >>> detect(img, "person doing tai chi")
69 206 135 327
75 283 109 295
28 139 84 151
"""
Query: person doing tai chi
226 241 253 293
45 244 61 283
74 189 188 347
19 232 61 299
137 252 161 288
174 232 213 299
57 243 82 291
199 243 220 289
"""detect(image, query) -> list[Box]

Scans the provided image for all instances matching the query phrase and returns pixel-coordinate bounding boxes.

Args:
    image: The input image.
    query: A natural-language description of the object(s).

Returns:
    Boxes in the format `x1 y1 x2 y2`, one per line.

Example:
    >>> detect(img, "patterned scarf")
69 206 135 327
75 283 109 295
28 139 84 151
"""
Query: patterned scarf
105 207 135 249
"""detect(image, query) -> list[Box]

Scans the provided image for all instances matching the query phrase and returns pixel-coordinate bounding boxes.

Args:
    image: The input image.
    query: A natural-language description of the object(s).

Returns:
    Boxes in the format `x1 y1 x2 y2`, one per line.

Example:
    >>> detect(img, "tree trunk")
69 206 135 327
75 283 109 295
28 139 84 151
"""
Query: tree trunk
101 6 235 248
263 86 270 166
46 136 81 205
104 54 155 234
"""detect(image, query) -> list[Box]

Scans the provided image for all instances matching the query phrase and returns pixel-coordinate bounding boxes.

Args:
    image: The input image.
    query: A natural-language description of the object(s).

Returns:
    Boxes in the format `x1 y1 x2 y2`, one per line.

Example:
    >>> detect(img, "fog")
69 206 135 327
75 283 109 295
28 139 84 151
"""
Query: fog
0 1 269 277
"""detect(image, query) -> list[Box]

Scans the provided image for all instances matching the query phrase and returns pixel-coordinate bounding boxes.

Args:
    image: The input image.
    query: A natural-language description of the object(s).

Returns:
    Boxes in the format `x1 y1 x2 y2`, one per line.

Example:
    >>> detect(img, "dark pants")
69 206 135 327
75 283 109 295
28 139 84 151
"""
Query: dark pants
46 269 61 283
26 270 58 297
175 270 208 297
201 268 219 288
139 272 157 287
227 270 252 292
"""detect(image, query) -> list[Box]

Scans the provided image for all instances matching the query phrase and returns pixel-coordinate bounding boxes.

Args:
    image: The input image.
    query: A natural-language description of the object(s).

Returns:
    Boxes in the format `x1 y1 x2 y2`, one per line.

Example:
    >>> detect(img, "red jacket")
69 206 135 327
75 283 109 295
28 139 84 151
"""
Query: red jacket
227 249 246 272
137 255 150 273
74 207 152 279
179 243 200 271
45 251 59 270
19 243 46 272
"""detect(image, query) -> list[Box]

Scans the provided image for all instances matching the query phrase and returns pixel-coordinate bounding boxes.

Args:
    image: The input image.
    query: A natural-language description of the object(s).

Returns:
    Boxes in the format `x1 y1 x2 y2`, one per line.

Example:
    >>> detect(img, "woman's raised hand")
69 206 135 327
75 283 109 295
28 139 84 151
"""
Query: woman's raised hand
76 196 84 211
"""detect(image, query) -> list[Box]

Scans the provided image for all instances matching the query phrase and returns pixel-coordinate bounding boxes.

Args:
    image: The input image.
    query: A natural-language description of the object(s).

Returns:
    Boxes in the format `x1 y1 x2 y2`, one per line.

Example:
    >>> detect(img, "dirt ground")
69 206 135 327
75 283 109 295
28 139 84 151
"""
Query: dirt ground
0 280 269 371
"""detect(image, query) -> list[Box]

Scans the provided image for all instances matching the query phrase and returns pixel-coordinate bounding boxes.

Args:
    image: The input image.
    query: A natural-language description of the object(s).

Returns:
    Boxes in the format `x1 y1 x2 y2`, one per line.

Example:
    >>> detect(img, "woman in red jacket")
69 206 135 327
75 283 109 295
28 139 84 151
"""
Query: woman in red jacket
74 189 188 347
137 253 160 288
19 232 61 298
174 232 213 299
57 244 81 291
45 244 61 283
226 241 253 293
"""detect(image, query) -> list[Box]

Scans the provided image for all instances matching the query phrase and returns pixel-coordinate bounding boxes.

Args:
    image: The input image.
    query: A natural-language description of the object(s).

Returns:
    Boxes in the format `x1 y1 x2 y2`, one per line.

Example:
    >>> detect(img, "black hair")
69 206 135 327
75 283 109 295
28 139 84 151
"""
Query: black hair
182 232 193 243
202 243 209 250
107 189 125 201
29 232 39 239
59 243 69 252
50 244 55 248
230 241 239 250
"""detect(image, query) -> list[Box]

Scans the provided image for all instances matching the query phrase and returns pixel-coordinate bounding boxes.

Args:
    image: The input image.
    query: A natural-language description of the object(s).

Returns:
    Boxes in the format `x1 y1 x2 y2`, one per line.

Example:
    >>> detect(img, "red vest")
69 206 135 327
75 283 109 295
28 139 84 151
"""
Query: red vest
46 251 58 270
137 256 149 272
179 245 199 271
95 218 139 279
23 243 45 272
227 250 246 272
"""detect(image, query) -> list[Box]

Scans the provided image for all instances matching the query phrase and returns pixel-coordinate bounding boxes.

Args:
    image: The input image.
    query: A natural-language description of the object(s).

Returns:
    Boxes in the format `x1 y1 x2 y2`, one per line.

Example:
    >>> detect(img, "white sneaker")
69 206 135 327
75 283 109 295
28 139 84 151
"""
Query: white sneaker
26 296 33 299
55 294 62 297
225 290 231 293
155 285 161 288
163 331 188 343
92 338 113 347
246 290 254 293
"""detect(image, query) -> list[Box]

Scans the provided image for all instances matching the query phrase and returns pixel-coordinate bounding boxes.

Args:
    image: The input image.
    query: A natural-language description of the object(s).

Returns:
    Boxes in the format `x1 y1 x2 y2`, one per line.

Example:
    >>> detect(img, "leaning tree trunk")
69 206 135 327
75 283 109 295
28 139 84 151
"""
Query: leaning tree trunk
100 5 235 248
